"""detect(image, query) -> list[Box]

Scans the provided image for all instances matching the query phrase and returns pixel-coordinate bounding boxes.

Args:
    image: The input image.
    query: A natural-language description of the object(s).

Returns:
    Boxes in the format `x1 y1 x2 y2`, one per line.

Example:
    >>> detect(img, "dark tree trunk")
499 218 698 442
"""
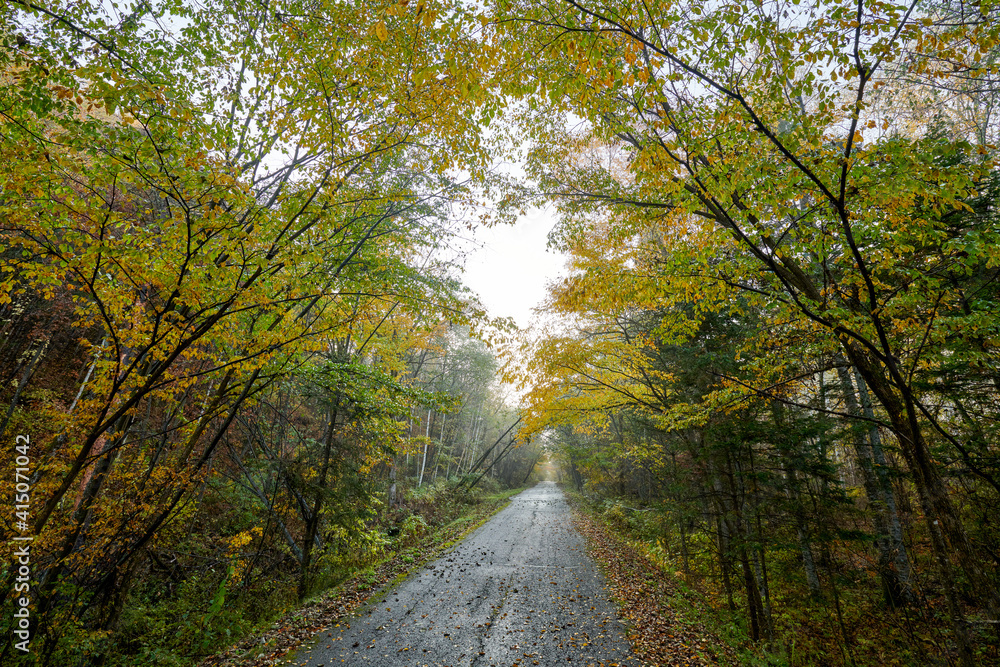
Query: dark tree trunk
835 364 915 606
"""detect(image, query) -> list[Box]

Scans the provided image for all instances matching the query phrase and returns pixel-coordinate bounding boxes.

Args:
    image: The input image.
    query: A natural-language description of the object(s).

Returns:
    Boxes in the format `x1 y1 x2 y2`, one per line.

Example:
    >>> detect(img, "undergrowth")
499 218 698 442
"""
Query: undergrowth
68 481 522 667
563 488 998 667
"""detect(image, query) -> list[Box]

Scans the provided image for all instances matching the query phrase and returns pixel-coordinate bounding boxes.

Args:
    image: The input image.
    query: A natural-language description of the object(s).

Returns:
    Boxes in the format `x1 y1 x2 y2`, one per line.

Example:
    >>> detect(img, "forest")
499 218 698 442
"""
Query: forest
1 0 998 665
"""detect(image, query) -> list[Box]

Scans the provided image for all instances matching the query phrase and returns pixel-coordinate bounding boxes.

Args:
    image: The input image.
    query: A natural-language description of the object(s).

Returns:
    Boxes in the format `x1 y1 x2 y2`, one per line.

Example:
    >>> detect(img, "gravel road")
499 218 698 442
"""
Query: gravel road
293 481 639 666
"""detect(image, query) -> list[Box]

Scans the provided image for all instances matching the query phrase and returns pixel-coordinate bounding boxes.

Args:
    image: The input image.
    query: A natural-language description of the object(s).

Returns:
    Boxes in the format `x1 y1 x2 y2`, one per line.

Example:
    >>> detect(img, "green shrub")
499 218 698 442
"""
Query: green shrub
399 514 430 546
602 500 630 529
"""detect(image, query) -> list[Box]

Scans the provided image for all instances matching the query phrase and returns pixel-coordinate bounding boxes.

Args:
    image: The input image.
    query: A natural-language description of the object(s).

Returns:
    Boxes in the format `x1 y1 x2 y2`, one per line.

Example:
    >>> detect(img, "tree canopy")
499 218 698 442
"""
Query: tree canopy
2 0 999 665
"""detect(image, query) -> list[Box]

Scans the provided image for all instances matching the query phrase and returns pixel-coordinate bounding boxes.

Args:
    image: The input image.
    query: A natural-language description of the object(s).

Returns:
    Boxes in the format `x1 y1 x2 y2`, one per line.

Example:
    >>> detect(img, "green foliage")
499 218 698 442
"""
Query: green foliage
3 0 997 665
502 0 999 663
399 514 430 547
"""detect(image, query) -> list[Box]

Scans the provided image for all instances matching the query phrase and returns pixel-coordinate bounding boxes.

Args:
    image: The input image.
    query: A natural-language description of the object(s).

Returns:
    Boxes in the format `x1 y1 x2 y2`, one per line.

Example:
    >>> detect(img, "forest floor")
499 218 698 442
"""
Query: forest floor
564 490 739 667
195 487 523 667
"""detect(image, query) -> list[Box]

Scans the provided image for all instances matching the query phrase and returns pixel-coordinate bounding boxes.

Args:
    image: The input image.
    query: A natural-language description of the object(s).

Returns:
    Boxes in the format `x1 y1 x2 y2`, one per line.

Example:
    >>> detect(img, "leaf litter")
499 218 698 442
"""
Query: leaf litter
571 506 738 666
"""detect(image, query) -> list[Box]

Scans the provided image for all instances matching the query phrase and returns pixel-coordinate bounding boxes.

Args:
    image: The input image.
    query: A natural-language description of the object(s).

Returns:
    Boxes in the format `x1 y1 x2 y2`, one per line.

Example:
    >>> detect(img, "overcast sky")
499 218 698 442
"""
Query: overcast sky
462 205 567 330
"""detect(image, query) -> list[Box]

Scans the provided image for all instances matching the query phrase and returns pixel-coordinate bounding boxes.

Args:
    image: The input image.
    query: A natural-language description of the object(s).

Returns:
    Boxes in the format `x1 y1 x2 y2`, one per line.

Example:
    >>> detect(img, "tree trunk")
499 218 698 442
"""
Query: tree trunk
298 405 337 602
418 408 432 488
845 346 978 665
835 364 915 606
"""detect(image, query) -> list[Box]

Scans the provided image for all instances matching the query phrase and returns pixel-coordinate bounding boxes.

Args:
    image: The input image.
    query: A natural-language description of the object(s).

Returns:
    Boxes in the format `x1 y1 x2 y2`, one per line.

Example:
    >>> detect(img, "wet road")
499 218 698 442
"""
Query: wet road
294 481 639 666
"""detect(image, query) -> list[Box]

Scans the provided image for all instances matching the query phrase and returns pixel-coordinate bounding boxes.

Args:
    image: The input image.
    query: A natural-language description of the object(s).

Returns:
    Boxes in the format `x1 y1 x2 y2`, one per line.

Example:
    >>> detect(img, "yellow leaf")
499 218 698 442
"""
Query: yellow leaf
375 21 388 42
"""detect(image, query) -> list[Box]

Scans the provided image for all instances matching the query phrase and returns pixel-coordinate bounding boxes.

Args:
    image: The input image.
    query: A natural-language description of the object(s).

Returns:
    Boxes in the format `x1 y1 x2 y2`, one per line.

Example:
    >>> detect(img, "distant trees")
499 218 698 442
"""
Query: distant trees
401 326 535 492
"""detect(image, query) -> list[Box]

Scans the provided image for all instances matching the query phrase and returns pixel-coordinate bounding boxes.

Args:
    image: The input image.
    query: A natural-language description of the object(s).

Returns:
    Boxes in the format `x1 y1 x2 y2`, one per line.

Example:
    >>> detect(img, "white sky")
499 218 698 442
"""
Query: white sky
462 205 567 330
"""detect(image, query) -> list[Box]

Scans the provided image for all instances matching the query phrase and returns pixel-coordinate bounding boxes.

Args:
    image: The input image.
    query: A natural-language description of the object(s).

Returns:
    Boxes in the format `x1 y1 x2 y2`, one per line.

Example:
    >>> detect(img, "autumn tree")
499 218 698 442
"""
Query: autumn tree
1 0 503 662
492 0 999 661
